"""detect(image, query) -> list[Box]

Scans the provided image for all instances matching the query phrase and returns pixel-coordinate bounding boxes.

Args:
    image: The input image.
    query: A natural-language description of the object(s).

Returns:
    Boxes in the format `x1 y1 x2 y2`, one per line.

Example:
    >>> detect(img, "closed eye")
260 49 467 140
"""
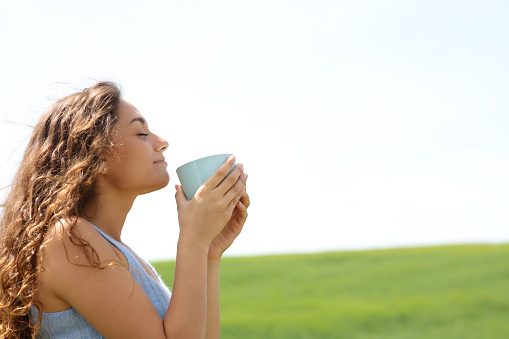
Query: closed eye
137 133 149 137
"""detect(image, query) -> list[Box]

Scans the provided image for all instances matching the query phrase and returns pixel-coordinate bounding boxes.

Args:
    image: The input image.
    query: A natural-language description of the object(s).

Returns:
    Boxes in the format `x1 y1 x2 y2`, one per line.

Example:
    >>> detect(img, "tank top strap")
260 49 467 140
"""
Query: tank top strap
90 225 144 282
90 224 171 318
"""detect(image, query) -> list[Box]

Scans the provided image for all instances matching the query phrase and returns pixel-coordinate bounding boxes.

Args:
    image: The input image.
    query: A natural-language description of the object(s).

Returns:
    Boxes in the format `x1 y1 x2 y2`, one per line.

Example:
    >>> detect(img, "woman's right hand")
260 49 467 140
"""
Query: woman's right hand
174 155 246 247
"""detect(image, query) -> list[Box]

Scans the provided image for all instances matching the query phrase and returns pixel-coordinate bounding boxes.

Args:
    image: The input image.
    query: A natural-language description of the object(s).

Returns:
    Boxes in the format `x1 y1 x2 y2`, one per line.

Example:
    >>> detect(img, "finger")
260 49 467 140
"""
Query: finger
215 163 244 196
227 202 248 236
234 200 248 225
238 200 248 219
237 172 249 205
202 155 237 190
224 172 247 204
227 185 246 211
240 191 250 209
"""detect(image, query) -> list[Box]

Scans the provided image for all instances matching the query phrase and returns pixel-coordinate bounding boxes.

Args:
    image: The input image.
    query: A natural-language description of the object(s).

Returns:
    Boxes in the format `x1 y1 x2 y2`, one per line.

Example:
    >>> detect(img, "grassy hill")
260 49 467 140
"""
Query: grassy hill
152 244 509 338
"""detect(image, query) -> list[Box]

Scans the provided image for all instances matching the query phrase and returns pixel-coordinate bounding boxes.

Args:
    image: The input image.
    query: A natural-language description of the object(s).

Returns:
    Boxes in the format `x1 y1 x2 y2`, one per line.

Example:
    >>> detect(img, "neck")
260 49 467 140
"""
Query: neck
81 189 137 242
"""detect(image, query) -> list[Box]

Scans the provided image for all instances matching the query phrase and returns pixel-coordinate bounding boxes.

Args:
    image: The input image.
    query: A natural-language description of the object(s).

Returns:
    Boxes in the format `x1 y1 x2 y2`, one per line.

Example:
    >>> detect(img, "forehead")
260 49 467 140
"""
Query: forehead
116 99 146 126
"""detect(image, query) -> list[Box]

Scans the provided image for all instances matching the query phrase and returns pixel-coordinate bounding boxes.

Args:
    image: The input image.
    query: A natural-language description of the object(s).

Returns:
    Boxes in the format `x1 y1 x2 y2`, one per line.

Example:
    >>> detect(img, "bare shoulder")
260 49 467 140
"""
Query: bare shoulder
36 218 125 313
41 217 121 268
37 218 167 337
37 218 124 302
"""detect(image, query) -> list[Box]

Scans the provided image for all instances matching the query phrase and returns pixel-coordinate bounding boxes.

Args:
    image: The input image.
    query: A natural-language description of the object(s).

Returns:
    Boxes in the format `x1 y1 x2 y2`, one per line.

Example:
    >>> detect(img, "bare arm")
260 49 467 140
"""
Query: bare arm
205 259 221 339
205 191 250 339
164 238 209 337
168 156 247 338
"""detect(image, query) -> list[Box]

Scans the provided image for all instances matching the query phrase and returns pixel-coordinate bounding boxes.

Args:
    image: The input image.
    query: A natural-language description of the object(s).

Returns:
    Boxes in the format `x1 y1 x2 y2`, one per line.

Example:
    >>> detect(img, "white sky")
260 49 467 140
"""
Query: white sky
1 0 508 261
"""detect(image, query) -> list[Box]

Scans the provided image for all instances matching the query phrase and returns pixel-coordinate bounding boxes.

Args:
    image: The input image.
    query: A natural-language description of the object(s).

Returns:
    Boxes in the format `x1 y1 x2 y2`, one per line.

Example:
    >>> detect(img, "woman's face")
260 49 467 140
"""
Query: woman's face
103 99 170 195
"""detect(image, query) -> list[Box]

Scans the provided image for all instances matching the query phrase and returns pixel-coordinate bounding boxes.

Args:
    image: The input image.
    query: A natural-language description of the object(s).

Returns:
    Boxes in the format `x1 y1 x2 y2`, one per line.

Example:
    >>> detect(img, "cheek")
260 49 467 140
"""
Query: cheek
105 142 168 192
107 143 150 177
115 141 151 164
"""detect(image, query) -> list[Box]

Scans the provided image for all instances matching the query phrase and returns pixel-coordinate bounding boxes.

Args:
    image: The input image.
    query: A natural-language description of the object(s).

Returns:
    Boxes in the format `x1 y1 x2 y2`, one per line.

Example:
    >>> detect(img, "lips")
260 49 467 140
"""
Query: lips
154 158 167 164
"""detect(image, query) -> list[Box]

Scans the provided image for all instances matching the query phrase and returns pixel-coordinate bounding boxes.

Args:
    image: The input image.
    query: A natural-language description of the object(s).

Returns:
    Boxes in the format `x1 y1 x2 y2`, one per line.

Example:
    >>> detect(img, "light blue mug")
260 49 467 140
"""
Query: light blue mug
176 153 236 200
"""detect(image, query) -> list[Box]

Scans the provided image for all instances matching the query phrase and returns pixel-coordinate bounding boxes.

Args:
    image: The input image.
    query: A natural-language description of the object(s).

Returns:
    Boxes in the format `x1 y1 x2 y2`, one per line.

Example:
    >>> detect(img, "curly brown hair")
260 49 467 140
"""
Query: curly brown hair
0 81 122 338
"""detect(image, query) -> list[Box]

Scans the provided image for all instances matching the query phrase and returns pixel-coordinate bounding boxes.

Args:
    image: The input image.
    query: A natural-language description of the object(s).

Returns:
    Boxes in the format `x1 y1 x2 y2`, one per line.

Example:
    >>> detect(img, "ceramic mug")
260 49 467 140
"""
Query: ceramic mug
176 153 236 200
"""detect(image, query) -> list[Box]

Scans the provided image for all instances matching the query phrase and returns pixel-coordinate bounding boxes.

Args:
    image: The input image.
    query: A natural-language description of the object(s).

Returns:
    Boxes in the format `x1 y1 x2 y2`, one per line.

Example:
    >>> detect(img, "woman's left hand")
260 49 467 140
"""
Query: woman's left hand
208 176 250 261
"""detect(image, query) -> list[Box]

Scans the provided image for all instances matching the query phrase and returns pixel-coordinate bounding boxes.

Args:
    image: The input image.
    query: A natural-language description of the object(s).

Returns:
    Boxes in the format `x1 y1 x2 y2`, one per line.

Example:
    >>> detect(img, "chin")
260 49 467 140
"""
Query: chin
140 175 170 195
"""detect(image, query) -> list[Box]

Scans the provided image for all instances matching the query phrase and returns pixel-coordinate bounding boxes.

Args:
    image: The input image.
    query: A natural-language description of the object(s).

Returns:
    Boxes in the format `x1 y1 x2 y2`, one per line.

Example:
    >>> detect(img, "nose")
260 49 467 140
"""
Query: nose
154 134 169 152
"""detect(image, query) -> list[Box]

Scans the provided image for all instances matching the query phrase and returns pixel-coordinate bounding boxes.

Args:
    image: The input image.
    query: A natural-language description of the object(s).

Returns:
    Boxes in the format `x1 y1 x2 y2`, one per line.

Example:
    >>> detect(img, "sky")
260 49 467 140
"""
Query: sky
1 0 508 261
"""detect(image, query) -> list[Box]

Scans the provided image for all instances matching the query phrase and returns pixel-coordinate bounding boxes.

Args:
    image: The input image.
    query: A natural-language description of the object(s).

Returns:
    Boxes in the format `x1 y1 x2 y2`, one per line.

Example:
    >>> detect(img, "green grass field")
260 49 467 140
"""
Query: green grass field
152 244 509 338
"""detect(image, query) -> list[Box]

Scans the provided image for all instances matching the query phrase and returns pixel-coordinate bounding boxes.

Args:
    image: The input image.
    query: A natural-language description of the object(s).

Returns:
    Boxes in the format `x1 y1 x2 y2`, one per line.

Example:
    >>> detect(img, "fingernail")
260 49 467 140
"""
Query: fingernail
229 155 236 162
238 163 244 170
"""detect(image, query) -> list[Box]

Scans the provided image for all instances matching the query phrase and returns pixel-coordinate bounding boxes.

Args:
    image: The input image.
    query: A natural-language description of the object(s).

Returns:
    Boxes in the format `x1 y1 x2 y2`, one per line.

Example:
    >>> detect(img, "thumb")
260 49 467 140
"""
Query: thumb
174 184 188 208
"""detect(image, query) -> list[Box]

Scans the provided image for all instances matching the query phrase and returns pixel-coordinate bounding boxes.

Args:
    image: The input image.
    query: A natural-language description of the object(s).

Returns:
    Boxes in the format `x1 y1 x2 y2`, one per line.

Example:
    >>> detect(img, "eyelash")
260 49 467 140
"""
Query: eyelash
137 133 149 137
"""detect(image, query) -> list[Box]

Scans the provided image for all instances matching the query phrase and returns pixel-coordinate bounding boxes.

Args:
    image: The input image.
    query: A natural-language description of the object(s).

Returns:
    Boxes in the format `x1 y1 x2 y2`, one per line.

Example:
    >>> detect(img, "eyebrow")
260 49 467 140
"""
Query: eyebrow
129 117 146 125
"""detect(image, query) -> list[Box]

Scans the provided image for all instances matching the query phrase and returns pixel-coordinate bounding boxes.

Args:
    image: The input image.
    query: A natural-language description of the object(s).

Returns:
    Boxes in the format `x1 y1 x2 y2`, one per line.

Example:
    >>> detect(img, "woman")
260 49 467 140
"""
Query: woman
0 81 249 338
